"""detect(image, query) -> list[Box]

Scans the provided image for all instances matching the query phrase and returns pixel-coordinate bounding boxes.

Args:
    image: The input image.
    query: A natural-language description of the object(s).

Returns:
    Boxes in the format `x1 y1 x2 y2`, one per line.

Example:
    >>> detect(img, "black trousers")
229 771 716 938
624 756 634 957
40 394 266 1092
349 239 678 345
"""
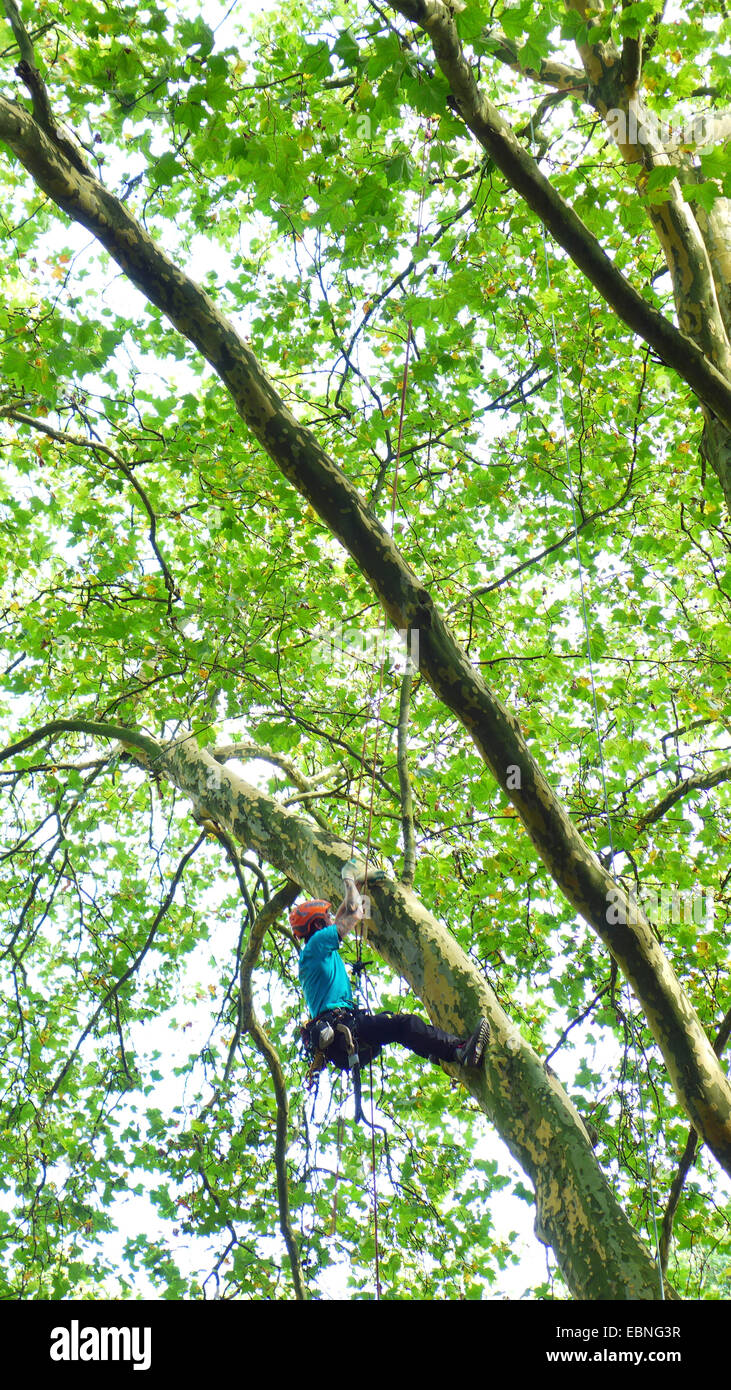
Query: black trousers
353 1008 463 1064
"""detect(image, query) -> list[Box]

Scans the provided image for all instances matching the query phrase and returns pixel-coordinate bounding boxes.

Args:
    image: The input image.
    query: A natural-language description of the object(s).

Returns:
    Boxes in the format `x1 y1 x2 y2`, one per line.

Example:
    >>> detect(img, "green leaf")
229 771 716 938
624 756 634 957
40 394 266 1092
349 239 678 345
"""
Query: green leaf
682 180 721 214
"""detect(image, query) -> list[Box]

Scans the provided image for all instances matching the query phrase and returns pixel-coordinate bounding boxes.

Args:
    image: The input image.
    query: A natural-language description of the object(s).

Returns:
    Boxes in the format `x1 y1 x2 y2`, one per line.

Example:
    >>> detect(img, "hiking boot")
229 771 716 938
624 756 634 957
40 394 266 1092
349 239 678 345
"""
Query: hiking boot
454 1018 490 1068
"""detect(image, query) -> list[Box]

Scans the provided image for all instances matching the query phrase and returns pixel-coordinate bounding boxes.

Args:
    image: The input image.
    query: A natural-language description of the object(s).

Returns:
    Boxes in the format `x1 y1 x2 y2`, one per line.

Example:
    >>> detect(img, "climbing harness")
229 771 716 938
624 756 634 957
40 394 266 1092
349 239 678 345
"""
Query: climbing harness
532 113 665 1300
300 1006 381 1125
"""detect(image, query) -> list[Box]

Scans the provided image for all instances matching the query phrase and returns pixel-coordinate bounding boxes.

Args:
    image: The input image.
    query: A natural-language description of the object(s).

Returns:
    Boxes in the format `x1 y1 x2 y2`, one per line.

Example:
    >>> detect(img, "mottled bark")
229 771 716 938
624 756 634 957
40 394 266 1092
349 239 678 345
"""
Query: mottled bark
481 26 587 93
483 13 731 347
693 198 731 342
561 17 731 378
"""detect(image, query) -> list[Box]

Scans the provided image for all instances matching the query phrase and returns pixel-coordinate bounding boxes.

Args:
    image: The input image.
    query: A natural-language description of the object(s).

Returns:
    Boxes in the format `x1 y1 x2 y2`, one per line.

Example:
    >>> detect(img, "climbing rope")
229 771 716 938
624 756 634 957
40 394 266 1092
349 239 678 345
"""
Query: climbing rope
350 120 432 923
342 119 434 1303
531 116 665 1298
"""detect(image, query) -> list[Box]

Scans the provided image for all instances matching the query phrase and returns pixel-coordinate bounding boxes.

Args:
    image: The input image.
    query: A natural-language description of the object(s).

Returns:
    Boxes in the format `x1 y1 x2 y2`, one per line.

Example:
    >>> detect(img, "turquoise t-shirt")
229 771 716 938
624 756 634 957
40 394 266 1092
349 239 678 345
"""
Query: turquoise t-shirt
299 923 353 1019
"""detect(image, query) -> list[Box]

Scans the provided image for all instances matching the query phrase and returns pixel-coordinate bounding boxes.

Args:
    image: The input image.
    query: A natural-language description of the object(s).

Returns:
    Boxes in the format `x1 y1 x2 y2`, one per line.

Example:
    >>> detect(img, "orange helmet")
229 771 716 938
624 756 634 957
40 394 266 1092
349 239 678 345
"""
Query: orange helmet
289 900 331 940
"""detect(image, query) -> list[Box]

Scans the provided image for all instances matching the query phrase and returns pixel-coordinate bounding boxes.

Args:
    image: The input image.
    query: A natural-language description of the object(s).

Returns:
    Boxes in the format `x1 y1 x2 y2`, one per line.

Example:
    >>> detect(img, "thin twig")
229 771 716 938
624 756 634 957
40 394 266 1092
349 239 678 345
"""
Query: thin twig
1 408 180 610
238 880 306 1300
43 833 206 1103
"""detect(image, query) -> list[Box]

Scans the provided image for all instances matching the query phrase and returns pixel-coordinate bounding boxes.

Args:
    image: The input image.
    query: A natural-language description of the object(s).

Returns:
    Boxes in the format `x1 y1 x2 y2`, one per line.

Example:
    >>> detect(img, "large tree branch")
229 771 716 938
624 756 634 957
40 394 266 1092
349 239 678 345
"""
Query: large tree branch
136 730 673 1298
1 104 730 1176
584 100 730 373
214 740 339 832
480 27 587 93
636 765 731 831
558 0 731 367
0 718 162 766
379 1 731 423
483 4 731 371
690 196 731 345
2 0 92 174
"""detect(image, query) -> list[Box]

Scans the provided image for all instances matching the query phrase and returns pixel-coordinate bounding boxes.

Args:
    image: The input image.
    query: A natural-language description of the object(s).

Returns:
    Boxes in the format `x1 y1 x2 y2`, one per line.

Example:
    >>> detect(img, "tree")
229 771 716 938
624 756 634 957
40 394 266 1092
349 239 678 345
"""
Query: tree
0 0 729 1301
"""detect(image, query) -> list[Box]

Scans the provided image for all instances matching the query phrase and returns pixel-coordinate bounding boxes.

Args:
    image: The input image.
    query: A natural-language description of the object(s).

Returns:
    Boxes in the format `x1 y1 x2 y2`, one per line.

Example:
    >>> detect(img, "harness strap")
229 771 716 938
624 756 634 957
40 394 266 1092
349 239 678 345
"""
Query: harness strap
334 1021 366 1125
302 1008 369 1123
335 1020 359 1069
351 1060 365 1125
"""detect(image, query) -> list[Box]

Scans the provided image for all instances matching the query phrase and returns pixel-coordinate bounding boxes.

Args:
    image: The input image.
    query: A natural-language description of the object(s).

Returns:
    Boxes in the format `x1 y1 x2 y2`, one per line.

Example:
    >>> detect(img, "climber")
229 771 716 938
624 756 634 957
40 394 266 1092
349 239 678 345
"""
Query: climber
291 868 490 1075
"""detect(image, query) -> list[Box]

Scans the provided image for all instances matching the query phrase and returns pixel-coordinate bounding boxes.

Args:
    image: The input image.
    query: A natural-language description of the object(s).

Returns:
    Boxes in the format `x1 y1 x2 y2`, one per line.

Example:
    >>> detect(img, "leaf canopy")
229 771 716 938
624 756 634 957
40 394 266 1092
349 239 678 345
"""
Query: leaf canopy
0 0 729 1301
